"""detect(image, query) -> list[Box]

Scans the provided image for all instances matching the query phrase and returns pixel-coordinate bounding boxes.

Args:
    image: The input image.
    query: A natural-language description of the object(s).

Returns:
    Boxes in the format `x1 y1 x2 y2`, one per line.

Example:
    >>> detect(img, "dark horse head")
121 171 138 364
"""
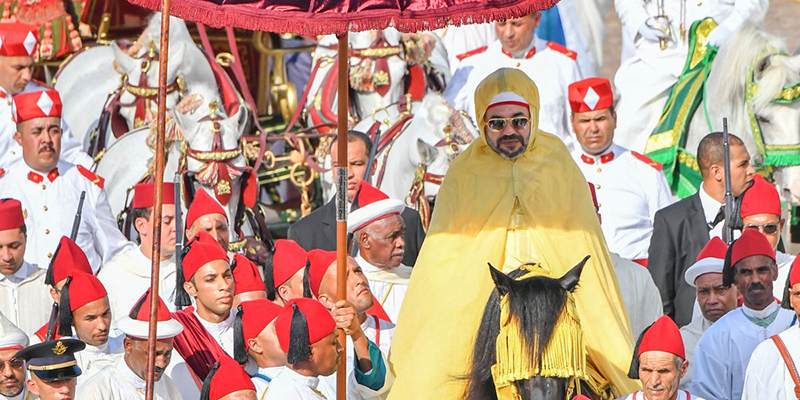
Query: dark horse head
463 255 591 400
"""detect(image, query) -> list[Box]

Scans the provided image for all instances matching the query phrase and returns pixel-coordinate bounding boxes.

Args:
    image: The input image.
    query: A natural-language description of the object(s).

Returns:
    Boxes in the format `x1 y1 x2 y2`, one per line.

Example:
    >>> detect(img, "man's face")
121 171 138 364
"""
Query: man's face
694 273 738 322
790 283 800 318
710 144 754 196
484 104 531 160
330 139 375 201
320 257 374 313
251 321 287 366
734 255 777 309
742 213 784 250
72 297 111 346
124 338 173 381
359 215 405 269
219 390 258 400
188 213 230 252
638 351 687 400
571 109 616 155
495 14 541 54
0 227 26 276
0 55 34 94
0 348 25 397
14 117 62 172
135 205 177 260
26 375 75 400
185 260 234 318
276 269 306 305
308 330 342 377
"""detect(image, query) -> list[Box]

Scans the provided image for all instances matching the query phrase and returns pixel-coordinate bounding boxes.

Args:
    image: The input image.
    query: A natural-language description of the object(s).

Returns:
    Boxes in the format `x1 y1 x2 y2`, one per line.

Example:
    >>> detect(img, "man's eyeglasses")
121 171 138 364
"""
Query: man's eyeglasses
0 358 24 371
486 117 530 132
745 223 780 235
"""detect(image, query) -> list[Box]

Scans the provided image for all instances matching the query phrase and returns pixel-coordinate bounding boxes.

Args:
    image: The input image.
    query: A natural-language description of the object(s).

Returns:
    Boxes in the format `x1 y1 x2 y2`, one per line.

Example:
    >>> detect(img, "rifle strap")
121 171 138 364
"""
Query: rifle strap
771 334 800 399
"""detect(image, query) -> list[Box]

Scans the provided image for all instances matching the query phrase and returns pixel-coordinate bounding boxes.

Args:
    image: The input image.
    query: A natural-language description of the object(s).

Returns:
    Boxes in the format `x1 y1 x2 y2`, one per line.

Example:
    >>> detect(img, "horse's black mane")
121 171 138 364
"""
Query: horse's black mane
462 267 571 400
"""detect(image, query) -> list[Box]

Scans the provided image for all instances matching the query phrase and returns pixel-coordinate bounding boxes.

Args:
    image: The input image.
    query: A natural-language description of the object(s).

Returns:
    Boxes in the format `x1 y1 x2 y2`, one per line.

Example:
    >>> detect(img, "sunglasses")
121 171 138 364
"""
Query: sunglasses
486 117 530 132
0 358 24 371
745 223 780 235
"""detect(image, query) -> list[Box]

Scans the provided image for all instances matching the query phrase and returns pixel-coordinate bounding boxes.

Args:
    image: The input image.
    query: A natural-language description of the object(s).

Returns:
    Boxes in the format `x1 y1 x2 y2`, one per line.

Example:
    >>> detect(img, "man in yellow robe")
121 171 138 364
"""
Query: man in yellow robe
387 68 640 399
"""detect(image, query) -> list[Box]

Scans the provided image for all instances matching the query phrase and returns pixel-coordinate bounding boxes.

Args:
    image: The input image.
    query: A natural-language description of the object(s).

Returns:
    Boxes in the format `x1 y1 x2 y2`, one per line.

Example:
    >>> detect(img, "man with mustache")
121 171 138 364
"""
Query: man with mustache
445 14 581 149
742 256 800 399
621 315 704 400
78 289 184 399
0 90 130 274
33 270 123 385
691 229 794 400
0 198 51 336
16 338 84 400
678 237 738 389
0 23 91 170
0 311 29 400
568 77 672 265
349 182 410 324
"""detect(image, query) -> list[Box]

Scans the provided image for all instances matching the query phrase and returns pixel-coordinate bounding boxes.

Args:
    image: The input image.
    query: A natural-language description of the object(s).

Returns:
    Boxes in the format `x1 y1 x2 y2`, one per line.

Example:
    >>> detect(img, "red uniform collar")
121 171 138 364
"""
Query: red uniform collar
501 45 536 59
27 168 59 183
580 151 614 165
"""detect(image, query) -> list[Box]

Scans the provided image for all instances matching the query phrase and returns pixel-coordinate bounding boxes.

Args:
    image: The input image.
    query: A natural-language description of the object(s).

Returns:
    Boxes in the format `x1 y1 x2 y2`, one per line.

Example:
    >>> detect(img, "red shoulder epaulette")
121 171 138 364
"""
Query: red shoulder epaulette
0 168 5 178
632 151 663 171
77 165 105 188
456 45 488 61
32 79 55 90
546 42 578 61
34 322 66 342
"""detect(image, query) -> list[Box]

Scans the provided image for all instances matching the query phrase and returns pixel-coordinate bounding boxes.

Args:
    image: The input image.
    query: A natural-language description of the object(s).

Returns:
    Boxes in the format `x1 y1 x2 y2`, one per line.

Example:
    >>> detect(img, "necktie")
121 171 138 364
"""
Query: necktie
708 206 730 242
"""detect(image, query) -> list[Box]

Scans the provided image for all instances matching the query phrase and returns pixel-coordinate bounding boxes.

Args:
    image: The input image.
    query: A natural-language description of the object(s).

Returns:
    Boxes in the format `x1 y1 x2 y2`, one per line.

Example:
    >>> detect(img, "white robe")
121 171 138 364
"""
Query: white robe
0 262 51 335
743 323 800 400
251 366 285 400
690 303 795 400
195 308 236 356
610 252 663 340
264 368 327 400
775 252 796 301
74 334 125 385
617 390 704 400
317 326 395 400
77 357 183 399
355 255 410 325
679 314 714 390
97 245 177 330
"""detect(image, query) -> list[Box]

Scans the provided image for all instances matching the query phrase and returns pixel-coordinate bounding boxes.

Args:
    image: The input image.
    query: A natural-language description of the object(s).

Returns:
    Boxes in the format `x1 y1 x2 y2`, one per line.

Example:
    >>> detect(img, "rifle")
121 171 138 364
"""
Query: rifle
174 172 184 272
47 191 87 340
722 118 734 244
348 128 382 257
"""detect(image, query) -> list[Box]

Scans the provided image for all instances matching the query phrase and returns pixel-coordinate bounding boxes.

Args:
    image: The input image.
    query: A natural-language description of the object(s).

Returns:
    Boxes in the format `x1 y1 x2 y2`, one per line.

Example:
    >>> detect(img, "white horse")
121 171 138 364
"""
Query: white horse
683 24 800 203
55 14 215 152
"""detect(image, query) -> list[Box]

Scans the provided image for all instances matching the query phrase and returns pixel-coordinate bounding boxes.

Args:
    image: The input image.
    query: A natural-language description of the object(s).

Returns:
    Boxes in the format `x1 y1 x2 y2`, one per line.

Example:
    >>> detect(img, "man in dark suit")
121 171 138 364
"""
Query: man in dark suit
288 131 425 266
648 132 754 327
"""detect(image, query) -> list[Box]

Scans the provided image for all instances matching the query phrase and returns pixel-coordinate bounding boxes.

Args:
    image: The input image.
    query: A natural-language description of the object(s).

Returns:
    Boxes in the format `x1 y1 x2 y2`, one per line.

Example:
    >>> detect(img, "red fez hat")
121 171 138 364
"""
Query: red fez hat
232 254 267 296
276 298 336 364
789 257 800 288
11 90 62 123
265 240 309 300
348 182 405 233
307 249 337 297
45 236 92 286
741 175 781 218
637 316 685 359
186 190 227 230
233 298 282 364
200 356 255 400
56 271 107 336
684 237 728 286
0 23 38 57
132 182 176 209
0 198 24 231
117 289 183 339
182 231 229 281
568 77 613 113
722 228 776 286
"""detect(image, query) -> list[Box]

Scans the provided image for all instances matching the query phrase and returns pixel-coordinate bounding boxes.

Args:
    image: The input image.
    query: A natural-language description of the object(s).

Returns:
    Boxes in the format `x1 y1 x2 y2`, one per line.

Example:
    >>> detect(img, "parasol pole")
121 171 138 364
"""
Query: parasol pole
145 4 172 400
335 32 349 400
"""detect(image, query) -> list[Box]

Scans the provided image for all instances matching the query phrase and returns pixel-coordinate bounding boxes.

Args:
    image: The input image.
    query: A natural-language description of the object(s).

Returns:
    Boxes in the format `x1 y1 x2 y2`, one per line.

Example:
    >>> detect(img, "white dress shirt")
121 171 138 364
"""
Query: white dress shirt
0 159 132 273
775 252 796 300
0 262 51 335
77 356 183 399
572 144 673 260
194 309 236 356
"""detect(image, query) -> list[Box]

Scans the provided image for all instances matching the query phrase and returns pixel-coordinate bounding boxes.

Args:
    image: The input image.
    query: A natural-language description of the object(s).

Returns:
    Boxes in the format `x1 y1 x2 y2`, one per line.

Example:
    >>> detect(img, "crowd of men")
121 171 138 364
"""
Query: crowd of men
0 1 796 399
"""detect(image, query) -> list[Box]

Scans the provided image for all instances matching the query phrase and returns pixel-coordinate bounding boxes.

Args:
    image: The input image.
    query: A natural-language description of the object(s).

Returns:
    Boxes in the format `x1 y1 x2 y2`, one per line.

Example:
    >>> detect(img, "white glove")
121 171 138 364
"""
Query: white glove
706 26 733 48
637 19 668 42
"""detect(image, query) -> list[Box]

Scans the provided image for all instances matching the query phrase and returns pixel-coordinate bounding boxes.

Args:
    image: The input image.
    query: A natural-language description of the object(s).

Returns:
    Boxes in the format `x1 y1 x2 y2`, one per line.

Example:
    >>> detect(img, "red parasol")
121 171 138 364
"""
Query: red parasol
135 0 559 399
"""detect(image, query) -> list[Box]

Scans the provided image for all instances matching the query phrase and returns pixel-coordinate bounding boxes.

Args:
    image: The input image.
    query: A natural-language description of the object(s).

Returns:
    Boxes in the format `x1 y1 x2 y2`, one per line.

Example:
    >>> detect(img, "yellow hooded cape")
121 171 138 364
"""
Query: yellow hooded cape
386 69 639 398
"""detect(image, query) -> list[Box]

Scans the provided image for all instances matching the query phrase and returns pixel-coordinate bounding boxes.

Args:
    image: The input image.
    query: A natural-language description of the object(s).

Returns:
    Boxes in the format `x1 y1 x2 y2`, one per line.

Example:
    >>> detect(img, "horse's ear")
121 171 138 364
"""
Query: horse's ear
416 138 438 165
166 42 186 81
488 262 512 297
755 54 772 81
111 42 136 73
559 255 590 292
